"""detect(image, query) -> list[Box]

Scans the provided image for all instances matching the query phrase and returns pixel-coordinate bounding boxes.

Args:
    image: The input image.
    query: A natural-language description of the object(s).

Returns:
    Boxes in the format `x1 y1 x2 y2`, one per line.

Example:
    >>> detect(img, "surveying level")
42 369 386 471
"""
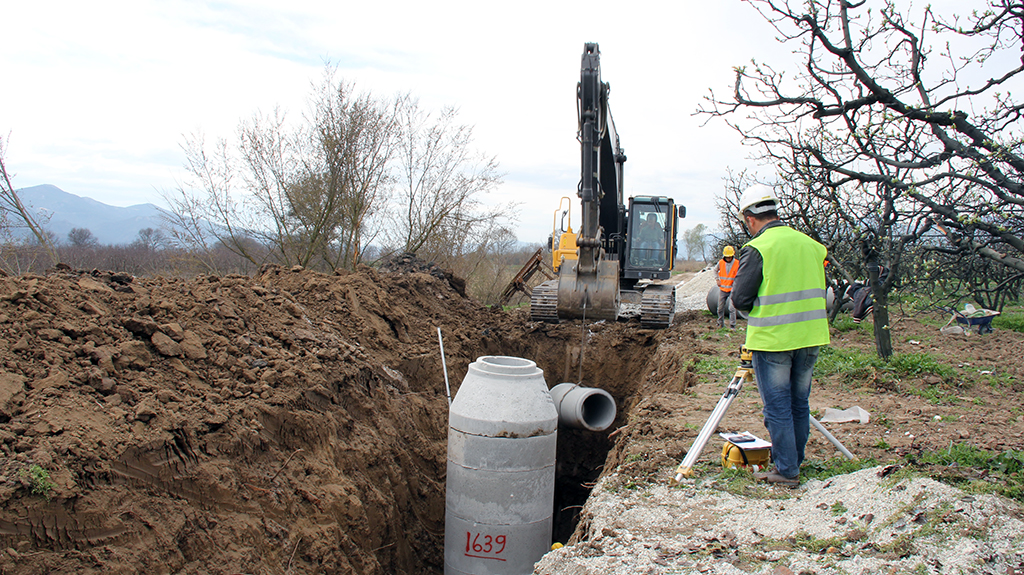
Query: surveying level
669 347 854 486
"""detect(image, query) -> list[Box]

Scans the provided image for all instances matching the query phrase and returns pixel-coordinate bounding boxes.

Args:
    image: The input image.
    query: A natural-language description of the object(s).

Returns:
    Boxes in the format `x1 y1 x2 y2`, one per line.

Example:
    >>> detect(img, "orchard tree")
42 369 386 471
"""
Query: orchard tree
700 0 1024 357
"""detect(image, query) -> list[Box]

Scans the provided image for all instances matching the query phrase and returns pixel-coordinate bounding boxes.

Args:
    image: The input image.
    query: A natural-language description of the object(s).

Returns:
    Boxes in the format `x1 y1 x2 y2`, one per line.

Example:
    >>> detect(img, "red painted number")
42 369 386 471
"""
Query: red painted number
464 531 507 561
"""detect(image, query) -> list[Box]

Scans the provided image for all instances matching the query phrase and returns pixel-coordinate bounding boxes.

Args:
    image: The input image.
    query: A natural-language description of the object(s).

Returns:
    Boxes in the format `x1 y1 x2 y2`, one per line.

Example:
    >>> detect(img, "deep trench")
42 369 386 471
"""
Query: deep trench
386 325 655 575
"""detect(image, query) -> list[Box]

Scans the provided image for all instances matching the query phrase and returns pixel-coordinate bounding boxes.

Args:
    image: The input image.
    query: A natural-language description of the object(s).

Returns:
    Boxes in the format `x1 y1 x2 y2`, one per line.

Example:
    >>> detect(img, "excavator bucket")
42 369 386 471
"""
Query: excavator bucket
555 258 620 321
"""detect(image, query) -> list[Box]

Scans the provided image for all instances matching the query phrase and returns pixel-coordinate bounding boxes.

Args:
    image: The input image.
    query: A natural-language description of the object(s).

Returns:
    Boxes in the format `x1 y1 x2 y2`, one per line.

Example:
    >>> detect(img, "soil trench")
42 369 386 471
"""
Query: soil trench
0 262 678 575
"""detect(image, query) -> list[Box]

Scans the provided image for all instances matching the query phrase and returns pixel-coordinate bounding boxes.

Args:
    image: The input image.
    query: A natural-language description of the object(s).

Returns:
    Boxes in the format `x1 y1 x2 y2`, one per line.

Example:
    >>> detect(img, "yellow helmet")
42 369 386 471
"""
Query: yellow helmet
723 245 735 257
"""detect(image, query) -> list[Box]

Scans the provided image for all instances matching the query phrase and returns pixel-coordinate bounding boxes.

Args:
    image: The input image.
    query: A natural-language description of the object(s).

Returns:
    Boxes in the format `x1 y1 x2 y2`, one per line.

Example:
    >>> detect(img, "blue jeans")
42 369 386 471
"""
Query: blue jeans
753 347 820 478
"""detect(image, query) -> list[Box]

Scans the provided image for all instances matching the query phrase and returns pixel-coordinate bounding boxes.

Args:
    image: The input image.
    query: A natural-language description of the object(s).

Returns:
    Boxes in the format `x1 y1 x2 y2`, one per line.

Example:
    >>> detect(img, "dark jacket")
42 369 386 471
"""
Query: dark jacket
729 220 786 314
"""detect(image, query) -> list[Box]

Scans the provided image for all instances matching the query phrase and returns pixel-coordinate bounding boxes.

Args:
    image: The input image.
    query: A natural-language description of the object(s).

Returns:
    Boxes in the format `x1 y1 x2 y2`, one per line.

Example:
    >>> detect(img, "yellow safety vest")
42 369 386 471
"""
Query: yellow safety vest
744 226 830 351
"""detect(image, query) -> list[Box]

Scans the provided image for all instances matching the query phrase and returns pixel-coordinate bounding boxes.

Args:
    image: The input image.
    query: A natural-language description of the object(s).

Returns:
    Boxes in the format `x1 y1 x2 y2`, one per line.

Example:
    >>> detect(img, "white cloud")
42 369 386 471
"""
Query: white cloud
2 0 794 243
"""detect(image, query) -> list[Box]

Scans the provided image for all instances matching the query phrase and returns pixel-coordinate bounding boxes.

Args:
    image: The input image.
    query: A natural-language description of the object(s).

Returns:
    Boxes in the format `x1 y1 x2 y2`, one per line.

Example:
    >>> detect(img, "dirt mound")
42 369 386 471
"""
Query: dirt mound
0 263 525 574
378 252 466 297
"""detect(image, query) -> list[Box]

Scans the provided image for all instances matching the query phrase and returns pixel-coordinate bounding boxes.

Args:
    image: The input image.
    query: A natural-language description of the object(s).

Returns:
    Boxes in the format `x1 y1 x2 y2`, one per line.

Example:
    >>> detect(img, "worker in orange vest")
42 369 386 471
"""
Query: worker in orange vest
717 245 739 328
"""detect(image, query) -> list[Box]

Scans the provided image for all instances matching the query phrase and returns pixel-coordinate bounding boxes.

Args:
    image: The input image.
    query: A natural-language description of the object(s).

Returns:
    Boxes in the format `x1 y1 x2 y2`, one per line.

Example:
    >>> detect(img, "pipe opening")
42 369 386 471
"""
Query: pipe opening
580 392 616 431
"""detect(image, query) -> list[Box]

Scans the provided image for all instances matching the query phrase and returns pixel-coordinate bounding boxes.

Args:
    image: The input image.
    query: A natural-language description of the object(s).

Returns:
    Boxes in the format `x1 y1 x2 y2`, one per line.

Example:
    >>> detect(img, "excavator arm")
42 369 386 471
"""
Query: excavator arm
555 43 622 321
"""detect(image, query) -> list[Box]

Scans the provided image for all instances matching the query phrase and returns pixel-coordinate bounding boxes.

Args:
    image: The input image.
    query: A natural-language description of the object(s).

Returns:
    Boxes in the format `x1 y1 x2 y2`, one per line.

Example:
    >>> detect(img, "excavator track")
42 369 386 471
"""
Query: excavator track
640 284 676 329
530 280 560 323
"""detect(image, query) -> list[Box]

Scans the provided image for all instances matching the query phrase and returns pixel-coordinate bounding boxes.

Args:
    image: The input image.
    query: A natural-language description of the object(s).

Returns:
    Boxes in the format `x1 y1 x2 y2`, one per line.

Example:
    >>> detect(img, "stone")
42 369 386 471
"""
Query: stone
0 372 26 416
180 331 208 360
29 370 68 391
117 341 151 370
151 332 183 357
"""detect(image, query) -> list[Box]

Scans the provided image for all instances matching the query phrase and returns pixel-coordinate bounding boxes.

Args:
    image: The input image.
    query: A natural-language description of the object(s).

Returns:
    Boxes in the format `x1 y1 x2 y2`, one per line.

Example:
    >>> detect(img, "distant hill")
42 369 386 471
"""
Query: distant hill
15 185 167 246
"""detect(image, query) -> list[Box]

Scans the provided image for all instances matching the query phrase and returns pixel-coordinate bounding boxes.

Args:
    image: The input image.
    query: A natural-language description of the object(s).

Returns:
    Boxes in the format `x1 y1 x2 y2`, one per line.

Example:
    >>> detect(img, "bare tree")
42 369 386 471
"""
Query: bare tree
67 227 99 248
132 228 167 251
165 69 399 273
0 135 59 273
682 224 709 262
302 72 400 270
391 100 510 266
700 0 1024 356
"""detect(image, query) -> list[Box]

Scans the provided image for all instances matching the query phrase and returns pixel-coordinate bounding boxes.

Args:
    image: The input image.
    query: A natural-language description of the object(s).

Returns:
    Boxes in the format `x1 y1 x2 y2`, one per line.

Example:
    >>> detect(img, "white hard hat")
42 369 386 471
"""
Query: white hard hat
738 184 779 215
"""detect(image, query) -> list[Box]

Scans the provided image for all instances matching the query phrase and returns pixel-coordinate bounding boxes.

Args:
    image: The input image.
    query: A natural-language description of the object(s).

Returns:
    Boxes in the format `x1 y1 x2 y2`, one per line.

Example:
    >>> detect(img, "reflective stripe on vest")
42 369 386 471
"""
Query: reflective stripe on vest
718 259 739 292
743 225 830 351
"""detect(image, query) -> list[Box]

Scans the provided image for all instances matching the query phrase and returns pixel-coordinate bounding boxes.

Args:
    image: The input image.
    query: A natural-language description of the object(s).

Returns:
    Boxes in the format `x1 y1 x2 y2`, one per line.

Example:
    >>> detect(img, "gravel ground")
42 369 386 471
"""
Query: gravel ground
534 466 1024 574
674 268 718 313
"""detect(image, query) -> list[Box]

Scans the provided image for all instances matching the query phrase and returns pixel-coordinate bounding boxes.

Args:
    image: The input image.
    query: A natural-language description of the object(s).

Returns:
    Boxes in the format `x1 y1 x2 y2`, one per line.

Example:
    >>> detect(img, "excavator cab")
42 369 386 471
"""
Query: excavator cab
624 197 681 280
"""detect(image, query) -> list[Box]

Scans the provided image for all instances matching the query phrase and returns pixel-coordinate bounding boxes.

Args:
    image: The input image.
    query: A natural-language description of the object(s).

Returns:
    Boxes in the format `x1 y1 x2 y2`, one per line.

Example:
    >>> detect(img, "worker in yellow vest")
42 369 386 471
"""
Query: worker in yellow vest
730 184 830 489
716 246 739 329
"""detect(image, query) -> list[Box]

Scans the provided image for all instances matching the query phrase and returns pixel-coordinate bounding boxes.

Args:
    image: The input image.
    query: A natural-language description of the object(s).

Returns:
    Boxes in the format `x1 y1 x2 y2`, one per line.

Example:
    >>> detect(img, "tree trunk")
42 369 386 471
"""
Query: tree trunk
867 262 892 360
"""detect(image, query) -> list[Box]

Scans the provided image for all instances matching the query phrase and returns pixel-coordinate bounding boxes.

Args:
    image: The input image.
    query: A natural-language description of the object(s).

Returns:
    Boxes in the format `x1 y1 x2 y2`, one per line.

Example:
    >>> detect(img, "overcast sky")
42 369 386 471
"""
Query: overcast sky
4 1 816 245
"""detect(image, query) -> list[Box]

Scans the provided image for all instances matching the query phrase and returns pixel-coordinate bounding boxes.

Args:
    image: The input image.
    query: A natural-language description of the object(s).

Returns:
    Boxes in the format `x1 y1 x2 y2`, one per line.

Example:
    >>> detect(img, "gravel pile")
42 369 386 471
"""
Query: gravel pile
618 268 716 320
534 466 1024 574
675 267 717 313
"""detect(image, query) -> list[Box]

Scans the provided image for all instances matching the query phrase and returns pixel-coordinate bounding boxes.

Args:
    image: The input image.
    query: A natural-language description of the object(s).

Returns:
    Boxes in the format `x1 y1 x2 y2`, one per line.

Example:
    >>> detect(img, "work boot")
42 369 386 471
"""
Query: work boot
753 469 799 488
717 319 724 328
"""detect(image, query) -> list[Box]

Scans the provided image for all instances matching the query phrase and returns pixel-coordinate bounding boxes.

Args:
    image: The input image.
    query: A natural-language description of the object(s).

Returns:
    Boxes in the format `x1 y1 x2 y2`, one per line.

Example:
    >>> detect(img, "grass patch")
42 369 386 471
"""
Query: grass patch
831 315 866 332
905 444 1024 502
799 446 1024 503
20 465 55 501
801 456 882 481
888 353 956 381
815 347 877 382
993 310 1024 333
690 355 733 376
816 347 958 389
624 452 644 464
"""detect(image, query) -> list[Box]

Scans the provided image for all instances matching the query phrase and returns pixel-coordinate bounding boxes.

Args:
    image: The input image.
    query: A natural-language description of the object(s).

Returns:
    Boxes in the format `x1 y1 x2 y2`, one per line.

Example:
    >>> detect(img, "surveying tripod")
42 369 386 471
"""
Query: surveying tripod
669 347 854 486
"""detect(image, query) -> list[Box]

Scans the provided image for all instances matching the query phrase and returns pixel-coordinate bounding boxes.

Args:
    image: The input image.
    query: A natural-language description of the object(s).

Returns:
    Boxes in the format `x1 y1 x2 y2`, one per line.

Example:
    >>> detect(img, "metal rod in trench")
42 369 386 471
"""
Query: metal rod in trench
578 301 587 384
437 327 451 406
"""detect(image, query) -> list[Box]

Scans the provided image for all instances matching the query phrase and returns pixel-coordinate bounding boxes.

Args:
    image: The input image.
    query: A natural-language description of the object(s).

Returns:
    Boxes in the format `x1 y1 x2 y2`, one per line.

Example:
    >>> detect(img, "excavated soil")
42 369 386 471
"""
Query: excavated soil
0 260 667 575
0 262 1022 574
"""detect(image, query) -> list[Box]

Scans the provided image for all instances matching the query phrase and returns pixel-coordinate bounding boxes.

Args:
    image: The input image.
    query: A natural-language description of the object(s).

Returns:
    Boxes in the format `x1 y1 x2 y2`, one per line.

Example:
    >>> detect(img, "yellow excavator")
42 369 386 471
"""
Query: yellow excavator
531 43 685 329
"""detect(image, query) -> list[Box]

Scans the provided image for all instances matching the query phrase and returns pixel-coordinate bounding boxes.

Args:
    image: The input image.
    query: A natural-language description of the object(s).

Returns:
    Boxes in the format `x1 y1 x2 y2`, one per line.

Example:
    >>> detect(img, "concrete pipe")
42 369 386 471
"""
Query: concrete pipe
707 287 748 321
549 383 617 432
445 356 557 575
706 287 720 315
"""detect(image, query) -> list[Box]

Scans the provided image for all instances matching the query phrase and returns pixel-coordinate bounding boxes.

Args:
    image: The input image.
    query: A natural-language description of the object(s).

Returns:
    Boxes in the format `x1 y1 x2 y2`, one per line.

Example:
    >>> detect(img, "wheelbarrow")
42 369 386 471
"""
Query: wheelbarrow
942 304 999 335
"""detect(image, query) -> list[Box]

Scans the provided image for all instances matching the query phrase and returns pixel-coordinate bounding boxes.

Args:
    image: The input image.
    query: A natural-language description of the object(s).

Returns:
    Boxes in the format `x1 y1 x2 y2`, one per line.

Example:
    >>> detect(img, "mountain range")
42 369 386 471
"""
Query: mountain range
15 185 167 246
